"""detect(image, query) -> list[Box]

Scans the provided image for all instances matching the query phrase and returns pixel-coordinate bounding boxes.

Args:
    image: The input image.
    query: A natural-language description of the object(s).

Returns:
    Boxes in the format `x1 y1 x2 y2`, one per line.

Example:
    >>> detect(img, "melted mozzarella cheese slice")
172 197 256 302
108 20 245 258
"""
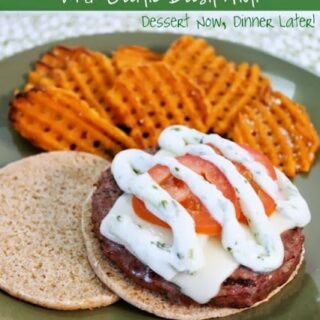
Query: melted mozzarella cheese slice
101 194 297 304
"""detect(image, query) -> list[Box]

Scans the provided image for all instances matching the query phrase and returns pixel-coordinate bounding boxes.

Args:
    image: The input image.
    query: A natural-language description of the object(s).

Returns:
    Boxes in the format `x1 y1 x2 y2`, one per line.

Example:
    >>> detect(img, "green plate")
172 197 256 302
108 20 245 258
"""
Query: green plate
0 33 319 320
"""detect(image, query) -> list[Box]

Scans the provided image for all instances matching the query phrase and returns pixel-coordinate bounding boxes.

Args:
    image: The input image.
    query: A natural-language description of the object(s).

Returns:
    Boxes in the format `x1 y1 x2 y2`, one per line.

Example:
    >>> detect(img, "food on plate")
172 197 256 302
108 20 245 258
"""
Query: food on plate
9 87 136 160
112 45 162 74
0 151 118 310
230 92 320 177
105 62 208 148
9 35 319 176
82 125 310 319
25 46 116 120
163 36 319 176
2 33 319 318
163 35 272 134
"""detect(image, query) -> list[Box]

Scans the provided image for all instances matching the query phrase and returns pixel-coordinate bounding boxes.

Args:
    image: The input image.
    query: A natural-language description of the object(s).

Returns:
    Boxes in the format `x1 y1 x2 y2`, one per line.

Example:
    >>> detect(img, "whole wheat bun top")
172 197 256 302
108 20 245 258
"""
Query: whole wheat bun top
0 151 118 310
81 198 304 320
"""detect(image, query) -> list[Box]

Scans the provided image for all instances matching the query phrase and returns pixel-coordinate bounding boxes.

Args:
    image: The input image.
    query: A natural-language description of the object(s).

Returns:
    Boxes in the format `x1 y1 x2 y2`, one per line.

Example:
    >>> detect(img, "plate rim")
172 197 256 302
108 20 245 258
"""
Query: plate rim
0 31 319 81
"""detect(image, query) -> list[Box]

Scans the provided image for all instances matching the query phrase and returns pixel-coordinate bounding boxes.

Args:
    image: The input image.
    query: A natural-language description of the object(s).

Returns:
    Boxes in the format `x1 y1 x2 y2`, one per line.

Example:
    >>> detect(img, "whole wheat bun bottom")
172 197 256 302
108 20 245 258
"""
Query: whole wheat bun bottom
0 151 118 310
81 199 304 320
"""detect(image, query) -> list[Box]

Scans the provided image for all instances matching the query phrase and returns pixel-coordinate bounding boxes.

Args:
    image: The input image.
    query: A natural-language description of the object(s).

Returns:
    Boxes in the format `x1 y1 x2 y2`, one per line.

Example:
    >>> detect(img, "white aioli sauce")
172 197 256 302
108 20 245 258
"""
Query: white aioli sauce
159 126 277 200
100 125 311 303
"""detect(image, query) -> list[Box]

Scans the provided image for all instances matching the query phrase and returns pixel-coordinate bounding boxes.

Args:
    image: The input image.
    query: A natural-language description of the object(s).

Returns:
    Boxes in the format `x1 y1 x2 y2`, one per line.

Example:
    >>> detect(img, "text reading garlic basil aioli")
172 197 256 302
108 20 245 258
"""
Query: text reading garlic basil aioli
100 125 311 303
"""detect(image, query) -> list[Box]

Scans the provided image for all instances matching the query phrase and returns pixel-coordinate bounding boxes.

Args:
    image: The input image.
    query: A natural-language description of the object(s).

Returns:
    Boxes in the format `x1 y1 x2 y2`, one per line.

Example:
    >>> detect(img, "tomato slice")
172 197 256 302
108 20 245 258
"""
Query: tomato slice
233 144 276 217
132 144 277 235
233 163 275 217
132 155 242 236
240 144 277 180
207 143 276 180
208 143 276 218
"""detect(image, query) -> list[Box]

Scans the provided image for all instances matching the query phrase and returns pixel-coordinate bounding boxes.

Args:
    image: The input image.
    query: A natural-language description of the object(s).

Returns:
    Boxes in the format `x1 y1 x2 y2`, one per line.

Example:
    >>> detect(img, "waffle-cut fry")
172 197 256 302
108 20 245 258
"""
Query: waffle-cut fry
229 92 319 177
210 64 271 134
270 93 319 173
25 46 116 121
164 35 222 92
112 46 162 74
9 87 136 160
272 92 320 158
229 107 297 177
230 103 296 176
41 46 89 69
9 37 319 177
105 62 209 148
164 36 272 134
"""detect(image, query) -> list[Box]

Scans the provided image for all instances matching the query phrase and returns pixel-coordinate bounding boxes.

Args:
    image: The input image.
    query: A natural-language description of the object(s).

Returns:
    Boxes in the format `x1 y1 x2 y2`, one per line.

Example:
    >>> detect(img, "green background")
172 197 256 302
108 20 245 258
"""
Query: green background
0 0 320 11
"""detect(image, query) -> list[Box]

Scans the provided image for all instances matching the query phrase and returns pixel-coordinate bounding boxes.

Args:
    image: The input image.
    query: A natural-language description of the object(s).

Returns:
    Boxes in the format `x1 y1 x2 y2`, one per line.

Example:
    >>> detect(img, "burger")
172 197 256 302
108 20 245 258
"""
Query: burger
82 125 310 319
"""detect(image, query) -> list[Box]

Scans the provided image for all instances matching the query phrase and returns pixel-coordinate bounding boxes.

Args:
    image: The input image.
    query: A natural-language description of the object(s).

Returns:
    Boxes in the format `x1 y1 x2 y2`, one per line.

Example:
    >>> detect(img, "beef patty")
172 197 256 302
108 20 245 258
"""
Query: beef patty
91 169 304 308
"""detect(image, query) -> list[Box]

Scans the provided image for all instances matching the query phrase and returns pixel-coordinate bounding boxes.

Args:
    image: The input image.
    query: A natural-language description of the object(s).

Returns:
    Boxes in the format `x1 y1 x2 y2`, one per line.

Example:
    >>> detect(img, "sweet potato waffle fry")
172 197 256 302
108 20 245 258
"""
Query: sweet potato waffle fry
8 36 318 177
208 64 271 134
112 46 161 74
163 35 272 134
229 92 319 177
105 62 209 148
26 46 116 120
9 87 136 160
163 35 222 91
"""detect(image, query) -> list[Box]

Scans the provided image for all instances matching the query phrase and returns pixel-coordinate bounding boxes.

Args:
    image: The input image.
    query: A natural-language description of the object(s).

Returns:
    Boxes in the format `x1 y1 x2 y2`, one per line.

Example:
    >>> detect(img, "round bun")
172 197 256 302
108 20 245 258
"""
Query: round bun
0 151 118 310
82 199 304 319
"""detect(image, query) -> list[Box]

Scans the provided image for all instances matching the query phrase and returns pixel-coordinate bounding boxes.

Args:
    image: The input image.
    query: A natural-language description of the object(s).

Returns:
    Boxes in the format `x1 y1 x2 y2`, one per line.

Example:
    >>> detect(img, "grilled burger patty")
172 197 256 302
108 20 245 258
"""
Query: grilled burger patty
92 169 304 308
